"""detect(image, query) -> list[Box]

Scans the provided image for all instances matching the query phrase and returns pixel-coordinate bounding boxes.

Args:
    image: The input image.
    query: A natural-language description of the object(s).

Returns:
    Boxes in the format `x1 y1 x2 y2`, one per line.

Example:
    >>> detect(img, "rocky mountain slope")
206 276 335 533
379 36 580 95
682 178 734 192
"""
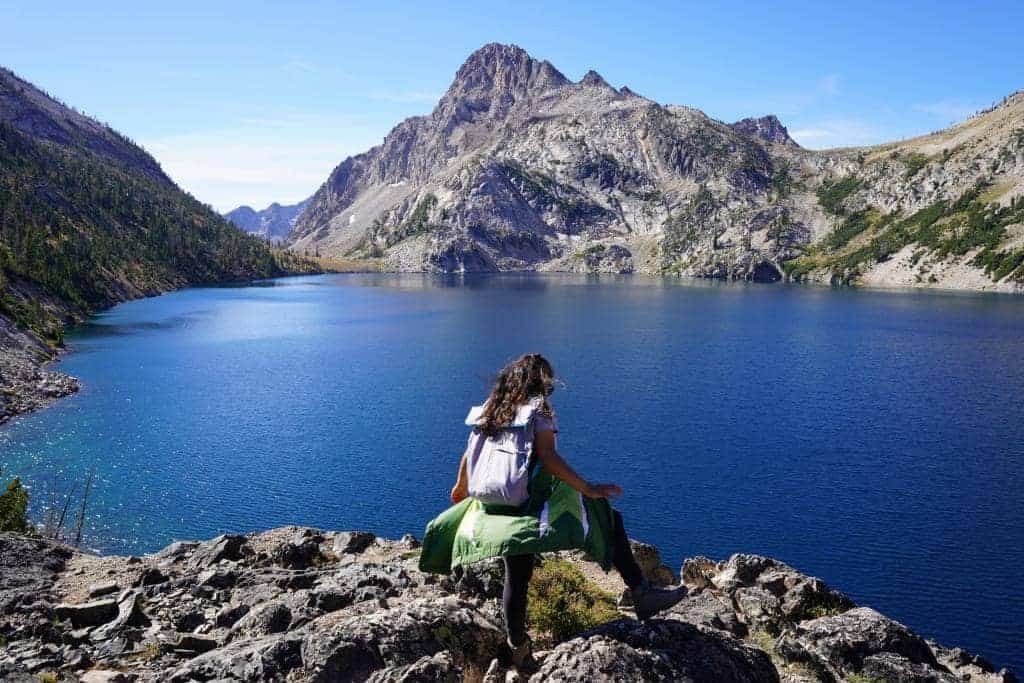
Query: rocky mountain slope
0 68 168 184
0 68 317 425
225 199 310 243
290 43 1024 293
0 528 1014 682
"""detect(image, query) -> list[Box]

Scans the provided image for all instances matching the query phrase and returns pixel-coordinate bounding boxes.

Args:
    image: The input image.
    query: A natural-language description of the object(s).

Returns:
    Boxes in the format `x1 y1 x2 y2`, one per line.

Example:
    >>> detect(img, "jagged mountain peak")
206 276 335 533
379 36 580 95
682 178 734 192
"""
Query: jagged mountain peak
729 114 799 147
579 69 612 89
438 43 569 117
456 43 531 73
450 43 569 89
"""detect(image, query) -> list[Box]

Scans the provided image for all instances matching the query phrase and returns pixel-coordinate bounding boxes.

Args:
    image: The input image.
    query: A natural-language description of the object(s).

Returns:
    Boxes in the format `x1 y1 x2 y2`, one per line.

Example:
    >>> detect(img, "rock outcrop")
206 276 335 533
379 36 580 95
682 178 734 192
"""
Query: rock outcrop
289 44 1024 294
0 529 1014 682
729 115 800 148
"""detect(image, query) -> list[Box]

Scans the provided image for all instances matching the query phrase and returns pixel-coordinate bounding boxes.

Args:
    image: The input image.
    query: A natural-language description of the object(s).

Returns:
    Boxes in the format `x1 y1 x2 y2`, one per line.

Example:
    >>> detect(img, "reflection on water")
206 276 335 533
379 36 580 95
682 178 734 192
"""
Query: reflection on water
75 311 214 338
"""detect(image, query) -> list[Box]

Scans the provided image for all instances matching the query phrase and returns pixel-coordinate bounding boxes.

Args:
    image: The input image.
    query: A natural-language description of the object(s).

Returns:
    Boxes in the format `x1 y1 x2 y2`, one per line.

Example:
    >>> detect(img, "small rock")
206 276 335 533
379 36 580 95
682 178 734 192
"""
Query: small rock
92 590 149 640
333 531 376 555
54 599 118 628
450 557 505 600
88 581 120 598
667 590 747 637
135 567 168 587
154 540 200 563
629 539 676 586
197 568 237 589
189 534 249 567
79 670 136 682
62 646 92 669
174 633 219 655
172 609 206 632
214 603 250 628
230 601 292 639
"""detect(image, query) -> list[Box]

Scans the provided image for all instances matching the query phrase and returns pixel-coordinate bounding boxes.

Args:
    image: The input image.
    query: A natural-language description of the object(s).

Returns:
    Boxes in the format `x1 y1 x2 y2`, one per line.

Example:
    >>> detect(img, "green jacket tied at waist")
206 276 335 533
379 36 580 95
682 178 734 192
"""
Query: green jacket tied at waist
418 465 616 574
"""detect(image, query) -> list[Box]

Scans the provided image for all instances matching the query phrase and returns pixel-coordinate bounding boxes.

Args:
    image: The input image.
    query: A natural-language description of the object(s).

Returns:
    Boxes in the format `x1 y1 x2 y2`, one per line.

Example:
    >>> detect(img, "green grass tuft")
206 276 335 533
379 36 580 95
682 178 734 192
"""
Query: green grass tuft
527 559 619 644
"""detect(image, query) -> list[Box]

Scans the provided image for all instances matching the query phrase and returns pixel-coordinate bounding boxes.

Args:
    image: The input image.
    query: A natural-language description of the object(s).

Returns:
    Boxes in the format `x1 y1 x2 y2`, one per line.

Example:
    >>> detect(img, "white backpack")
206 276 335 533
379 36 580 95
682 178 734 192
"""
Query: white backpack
463 400 542 506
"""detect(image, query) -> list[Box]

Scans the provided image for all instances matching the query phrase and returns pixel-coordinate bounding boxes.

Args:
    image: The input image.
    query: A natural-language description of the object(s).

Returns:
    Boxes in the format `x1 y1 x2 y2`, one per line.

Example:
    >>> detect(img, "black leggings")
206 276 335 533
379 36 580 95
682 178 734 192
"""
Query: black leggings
503 509 644 645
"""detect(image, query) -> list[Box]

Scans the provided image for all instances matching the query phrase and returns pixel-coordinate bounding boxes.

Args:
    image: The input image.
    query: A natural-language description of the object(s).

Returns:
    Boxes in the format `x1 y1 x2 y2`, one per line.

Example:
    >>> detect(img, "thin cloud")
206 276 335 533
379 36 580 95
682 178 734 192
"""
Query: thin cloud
790 119 884 149
141 114 386 211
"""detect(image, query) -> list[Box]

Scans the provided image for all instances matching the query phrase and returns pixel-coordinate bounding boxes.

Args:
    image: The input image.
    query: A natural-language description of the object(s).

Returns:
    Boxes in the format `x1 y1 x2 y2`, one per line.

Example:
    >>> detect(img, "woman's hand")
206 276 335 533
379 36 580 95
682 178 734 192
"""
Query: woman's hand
450 454 469 504
585 483 623 499
450 484 468 504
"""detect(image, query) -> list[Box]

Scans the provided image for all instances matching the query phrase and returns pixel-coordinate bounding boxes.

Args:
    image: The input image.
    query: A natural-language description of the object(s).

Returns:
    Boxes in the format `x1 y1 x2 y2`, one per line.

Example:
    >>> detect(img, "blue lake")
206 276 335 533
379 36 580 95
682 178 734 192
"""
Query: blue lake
1 273 1022 670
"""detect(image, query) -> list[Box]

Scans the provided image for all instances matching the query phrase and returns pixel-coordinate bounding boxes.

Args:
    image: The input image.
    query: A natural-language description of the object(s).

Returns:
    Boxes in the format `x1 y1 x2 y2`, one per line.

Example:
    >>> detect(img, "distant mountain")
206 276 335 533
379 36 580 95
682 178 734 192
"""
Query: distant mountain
291 43 1024 293
225 199 309 242
0 67 316 423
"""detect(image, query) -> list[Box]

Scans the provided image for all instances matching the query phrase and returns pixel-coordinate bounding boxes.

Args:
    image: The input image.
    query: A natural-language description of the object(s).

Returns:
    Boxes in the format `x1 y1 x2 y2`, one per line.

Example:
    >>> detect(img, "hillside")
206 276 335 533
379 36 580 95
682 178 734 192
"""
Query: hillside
225 199 310 242
0 69 316 424
0 529 1014 681
290 43 1024 292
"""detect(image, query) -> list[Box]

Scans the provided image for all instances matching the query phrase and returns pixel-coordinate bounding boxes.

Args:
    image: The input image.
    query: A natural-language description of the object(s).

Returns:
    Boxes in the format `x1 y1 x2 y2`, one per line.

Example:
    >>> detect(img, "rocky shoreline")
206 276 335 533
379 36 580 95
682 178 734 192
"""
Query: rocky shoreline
0 313 80 427
0 528 1014 682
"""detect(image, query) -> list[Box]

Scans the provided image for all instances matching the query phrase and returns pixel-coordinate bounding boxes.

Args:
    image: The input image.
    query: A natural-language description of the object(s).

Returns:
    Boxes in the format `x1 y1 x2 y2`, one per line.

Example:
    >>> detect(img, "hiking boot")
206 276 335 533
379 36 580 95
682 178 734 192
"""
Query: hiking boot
507 636 537 673
632 580 688 621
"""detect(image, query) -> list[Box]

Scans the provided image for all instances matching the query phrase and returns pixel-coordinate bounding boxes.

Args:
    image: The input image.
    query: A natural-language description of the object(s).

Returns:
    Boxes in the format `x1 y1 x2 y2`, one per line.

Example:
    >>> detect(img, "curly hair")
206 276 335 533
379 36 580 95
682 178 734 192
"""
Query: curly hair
478 353 555 437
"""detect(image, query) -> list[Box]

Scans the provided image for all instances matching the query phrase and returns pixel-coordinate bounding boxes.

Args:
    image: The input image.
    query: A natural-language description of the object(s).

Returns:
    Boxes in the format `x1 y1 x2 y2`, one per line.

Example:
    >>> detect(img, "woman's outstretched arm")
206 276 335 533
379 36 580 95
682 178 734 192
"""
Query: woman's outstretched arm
450 453 469 504
534 430 622 499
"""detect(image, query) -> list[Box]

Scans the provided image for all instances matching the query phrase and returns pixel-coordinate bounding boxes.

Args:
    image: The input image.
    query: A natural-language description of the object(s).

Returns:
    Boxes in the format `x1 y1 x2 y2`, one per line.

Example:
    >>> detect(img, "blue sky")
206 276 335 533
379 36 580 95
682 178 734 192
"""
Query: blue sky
4 1 1022 211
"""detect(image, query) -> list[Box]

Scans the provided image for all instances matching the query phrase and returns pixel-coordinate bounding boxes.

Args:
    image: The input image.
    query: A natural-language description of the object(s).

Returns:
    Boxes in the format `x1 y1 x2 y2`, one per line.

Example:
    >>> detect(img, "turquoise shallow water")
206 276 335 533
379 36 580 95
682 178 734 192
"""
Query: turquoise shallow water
1 273 1023 670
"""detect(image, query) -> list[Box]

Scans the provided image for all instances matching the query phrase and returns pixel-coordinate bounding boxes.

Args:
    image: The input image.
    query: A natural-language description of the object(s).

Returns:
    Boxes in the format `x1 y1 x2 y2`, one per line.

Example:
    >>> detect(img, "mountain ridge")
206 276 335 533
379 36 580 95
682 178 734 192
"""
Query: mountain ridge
289 43 1024 293
0 67 317 424
0 67 170 184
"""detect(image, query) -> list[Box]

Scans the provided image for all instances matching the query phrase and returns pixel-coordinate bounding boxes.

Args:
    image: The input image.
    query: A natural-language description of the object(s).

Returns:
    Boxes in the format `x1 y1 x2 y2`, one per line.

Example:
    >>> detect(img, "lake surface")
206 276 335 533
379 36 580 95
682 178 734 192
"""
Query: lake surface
2 273 1022 670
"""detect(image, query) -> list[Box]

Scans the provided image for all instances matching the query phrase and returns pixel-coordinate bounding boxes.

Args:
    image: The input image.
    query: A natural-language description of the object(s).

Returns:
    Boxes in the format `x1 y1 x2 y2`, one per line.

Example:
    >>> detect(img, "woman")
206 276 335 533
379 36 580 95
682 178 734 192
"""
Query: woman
419 353 686 668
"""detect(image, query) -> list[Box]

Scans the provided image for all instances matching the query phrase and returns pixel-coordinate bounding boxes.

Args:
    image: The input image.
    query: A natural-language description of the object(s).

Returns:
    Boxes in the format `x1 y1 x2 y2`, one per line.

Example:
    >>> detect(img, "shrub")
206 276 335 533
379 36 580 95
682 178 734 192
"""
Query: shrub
903 152 930 178
0 474 30 533
825 210 876 251
817 176 861 215
527 559 619 643
781 257 818 280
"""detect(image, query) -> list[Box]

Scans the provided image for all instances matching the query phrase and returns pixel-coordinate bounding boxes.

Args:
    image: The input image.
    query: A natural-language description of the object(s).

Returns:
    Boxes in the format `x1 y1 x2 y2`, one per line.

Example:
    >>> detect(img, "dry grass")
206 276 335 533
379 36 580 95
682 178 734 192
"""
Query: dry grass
979 180 1016 205
314 257 383 273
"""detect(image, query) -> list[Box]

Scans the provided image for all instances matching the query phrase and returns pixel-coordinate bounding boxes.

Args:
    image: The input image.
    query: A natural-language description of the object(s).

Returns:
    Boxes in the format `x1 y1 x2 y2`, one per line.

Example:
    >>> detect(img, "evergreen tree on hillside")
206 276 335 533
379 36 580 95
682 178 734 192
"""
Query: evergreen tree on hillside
0 473 30 533
0 121 312 340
